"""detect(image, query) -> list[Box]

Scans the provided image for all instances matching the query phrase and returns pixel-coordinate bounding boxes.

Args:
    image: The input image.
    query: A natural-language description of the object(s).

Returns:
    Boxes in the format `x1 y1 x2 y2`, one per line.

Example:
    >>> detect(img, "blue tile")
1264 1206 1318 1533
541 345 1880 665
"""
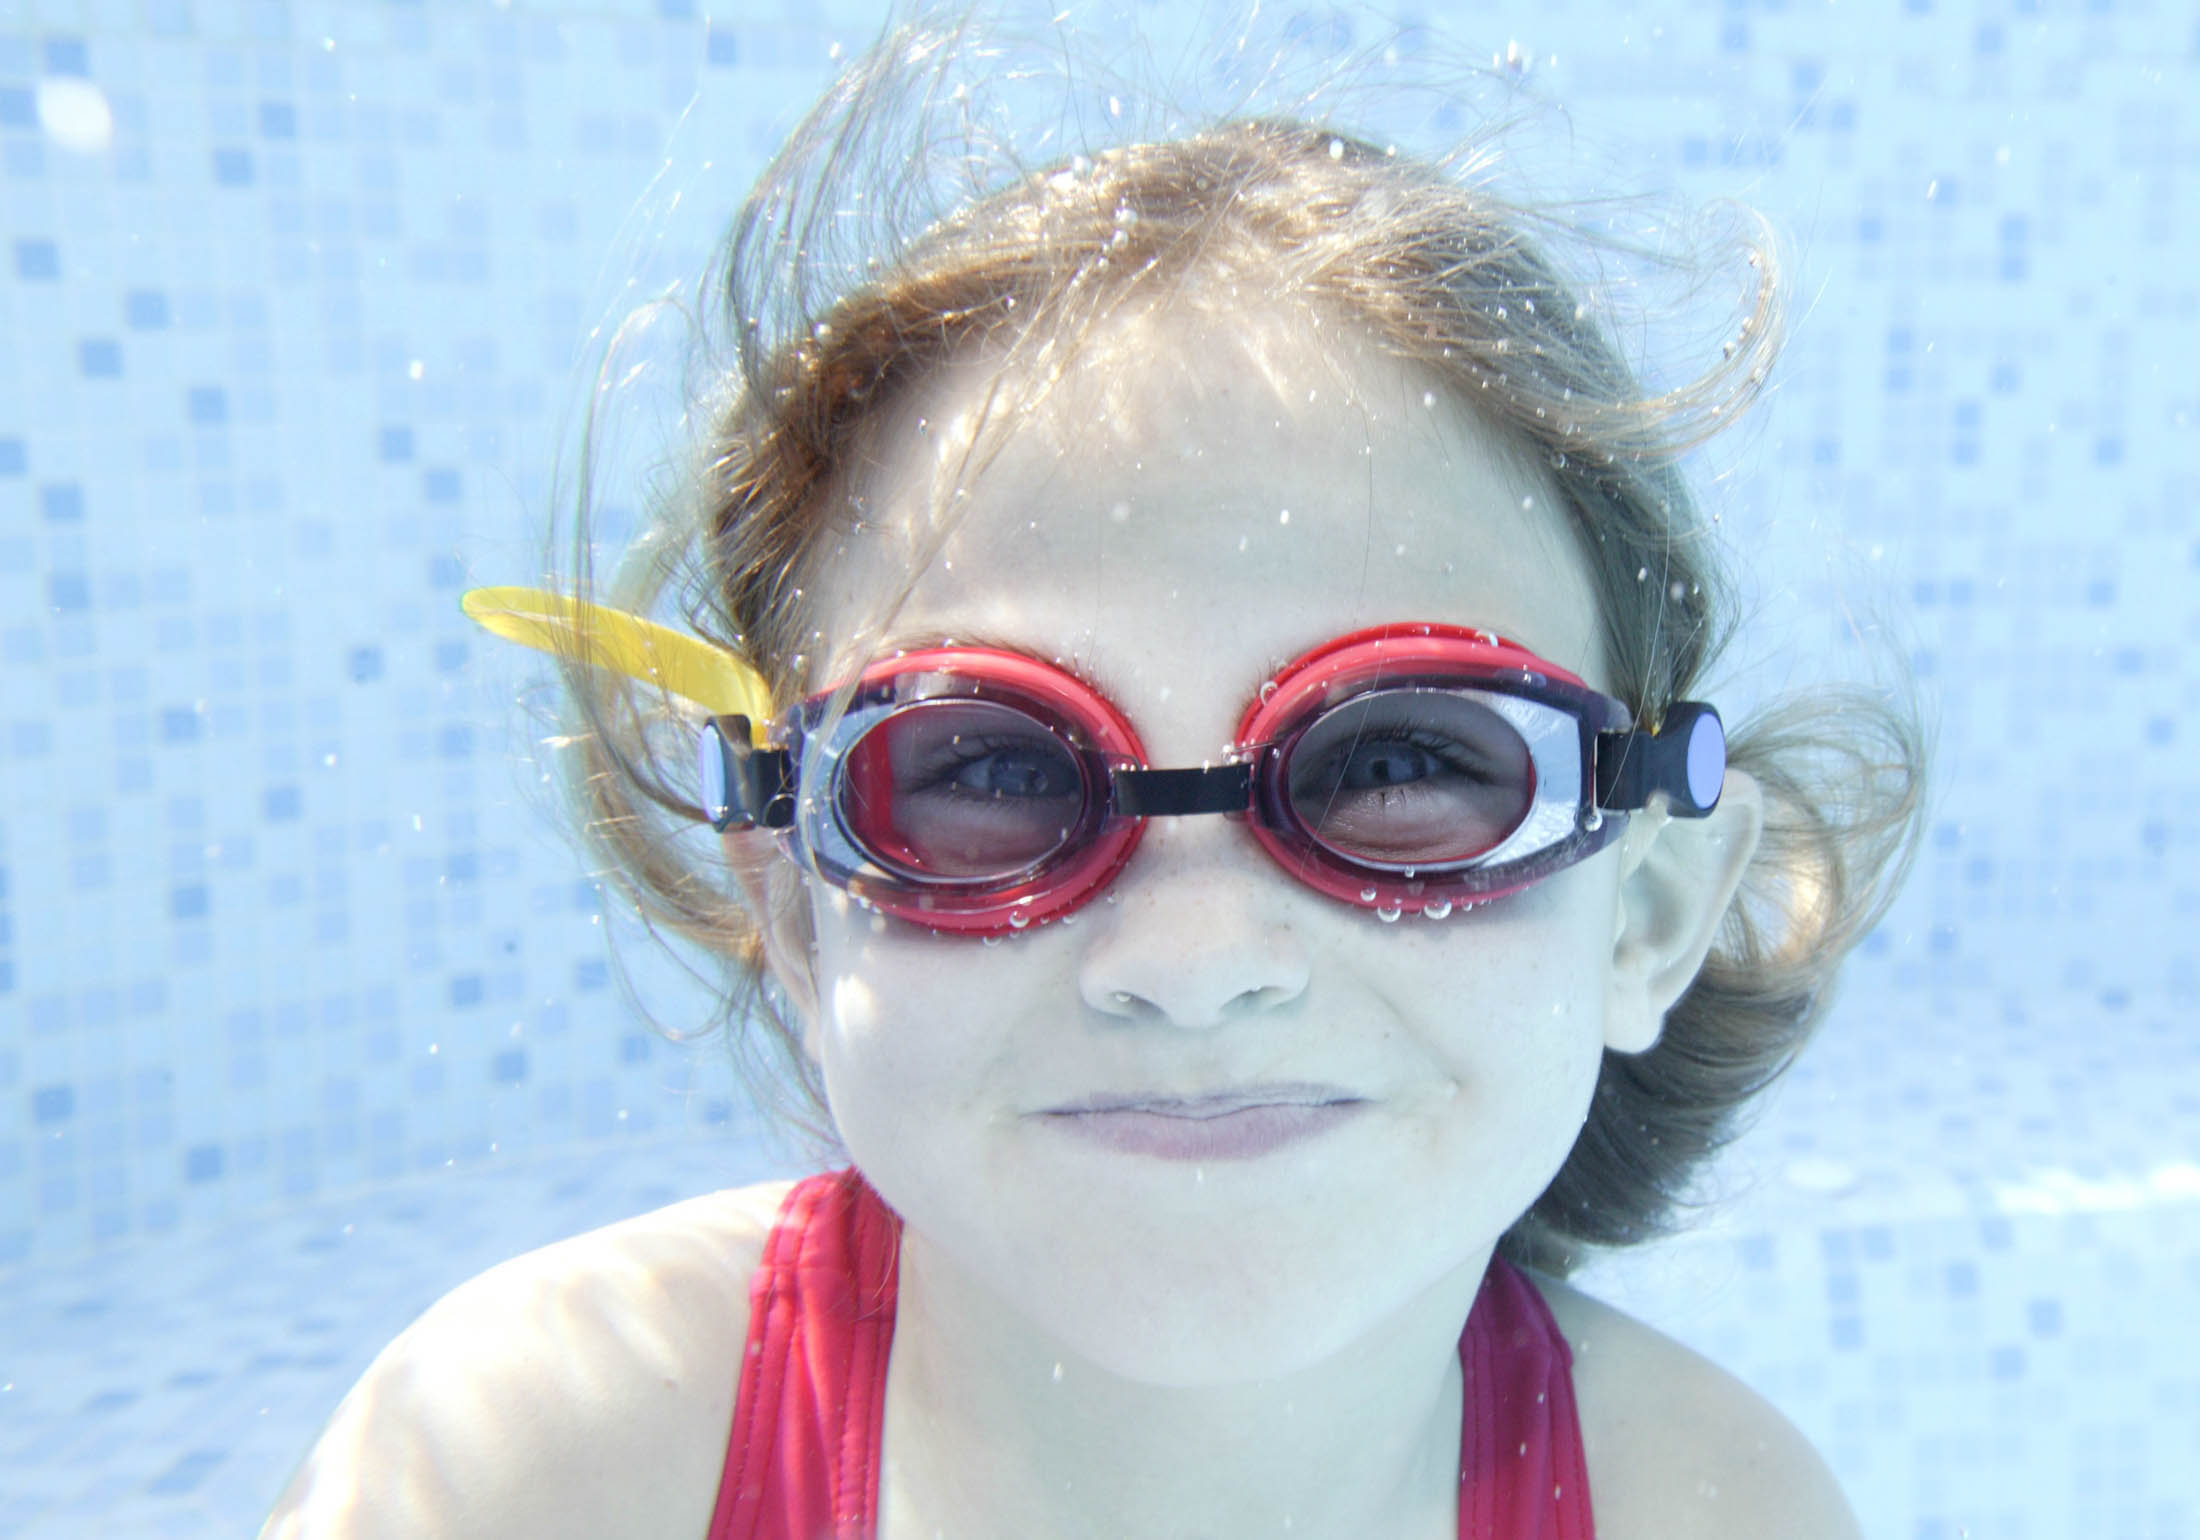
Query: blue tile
43 37 90 77
124 290 172 329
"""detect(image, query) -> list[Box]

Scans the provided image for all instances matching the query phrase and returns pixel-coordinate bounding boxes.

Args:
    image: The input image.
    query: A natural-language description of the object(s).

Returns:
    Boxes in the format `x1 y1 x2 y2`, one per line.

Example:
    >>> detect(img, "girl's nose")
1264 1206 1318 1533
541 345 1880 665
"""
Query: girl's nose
1075 849 1312 1029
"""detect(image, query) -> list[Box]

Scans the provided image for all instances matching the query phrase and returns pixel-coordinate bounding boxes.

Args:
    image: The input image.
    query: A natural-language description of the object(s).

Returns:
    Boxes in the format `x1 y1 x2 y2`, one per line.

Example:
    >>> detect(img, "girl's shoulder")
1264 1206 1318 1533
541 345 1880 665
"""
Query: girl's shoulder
1525 1273 1865 1540
260 1177 800 1540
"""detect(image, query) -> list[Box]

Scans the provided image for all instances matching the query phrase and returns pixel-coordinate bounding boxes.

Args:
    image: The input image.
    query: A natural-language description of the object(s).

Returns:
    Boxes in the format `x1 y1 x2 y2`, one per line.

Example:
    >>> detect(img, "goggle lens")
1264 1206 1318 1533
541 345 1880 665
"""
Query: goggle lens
1282 687 1537 869
839 698 1088 881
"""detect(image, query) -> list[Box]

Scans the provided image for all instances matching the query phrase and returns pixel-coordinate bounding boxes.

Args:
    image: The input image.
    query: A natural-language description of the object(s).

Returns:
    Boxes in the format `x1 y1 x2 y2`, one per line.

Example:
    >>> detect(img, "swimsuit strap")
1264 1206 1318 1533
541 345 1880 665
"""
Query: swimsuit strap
706 1169 899 1540
1459 1257 1598 1538
709 1171 1595 1539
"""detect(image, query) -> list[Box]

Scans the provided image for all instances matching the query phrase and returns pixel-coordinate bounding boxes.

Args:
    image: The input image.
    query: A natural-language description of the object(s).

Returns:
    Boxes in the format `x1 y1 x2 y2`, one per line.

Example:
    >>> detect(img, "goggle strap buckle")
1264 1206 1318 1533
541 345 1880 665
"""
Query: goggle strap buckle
1592 702 1725 818
701 716 797 832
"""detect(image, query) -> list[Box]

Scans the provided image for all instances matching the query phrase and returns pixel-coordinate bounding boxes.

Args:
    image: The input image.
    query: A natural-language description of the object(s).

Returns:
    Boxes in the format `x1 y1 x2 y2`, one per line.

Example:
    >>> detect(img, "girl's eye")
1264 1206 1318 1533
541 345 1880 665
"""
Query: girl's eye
1330 738 1462 792
939 741 1081 800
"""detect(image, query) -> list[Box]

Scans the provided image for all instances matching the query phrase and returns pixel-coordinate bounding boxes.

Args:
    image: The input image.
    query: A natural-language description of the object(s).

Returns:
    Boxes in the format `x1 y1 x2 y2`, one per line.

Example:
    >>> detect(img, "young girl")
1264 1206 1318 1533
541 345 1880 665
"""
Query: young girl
264 22 1920 1540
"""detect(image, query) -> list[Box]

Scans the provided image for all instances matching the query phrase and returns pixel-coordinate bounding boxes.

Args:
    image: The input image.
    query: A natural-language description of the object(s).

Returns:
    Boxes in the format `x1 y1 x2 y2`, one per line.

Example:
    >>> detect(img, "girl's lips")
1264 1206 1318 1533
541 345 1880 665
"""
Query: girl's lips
1037 1099 1367 1161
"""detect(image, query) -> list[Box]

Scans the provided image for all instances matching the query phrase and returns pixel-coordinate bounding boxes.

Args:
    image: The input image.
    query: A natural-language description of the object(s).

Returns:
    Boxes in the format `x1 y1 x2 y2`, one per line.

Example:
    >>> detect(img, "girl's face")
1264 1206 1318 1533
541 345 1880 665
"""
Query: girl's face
773 302 1645 1386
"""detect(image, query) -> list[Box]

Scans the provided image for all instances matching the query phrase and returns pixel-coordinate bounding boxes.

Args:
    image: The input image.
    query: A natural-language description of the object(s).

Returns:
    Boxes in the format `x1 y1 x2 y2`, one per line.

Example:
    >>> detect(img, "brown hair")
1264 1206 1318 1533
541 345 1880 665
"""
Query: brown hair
554 23 1925 1276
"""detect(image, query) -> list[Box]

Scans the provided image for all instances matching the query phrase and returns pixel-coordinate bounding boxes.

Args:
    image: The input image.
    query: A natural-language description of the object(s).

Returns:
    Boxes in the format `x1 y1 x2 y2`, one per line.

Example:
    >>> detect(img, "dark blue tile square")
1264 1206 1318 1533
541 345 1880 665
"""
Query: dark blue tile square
43 37 91 76
125 289 171 329
33 1085 75 1122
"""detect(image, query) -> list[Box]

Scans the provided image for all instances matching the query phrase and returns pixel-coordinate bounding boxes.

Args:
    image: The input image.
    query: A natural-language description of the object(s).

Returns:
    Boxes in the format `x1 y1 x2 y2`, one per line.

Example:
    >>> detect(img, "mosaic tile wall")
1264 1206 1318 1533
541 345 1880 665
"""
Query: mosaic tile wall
1 1 2194 1537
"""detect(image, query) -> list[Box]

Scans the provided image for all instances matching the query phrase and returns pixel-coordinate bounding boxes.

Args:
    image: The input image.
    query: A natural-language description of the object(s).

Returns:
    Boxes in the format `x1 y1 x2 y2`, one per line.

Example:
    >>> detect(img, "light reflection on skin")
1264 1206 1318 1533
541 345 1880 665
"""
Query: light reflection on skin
732 297 1761 1536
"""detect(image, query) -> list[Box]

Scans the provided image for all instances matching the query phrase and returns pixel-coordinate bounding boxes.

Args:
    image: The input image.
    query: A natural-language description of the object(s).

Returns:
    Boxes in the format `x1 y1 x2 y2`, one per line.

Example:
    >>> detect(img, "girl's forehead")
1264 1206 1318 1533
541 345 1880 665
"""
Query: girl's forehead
815 302 1606 693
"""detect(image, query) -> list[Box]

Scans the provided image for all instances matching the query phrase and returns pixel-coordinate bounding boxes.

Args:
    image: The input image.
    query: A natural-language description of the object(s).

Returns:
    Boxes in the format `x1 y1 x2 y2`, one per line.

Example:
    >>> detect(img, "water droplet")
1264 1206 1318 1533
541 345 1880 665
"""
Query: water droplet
1423 898 1453 920
1584 807 1604 832
1059 910 1077 926
1327 137 1344 159
1636 566 1649 581
1052 1361 1065 1382
1376 904 1403 923
1008 909 1032 930
981 934 1002 947
1259 680 1279 702
1422 390 1436 408
1359 886 1379 903
1278 508 1290 525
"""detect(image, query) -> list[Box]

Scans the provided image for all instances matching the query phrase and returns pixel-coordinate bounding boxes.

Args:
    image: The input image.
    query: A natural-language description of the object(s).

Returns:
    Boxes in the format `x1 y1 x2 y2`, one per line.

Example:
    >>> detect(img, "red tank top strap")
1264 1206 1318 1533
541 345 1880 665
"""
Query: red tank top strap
707 1169 900 1540
1458 1257 1597 1539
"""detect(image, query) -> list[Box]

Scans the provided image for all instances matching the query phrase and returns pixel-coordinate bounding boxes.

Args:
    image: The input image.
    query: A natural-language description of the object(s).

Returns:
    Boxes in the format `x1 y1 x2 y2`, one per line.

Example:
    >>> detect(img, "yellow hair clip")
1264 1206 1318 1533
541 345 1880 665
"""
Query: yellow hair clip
459 586 776 743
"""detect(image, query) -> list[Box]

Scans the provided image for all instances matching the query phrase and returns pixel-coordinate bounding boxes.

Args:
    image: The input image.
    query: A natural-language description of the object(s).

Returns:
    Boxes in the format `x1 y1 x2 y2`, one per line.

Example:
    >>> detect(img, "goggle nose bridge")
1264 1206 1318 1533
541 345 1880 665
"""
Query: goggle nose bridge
1107 763 1256 818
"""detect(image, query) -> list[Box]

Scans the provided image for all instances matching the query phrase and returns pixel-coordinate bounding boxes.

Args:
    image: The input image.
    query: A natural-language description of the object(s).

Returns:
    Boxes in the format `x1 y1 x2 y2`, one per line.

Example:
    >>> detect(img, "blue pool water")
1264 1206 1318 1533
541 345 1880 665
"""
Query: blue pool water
3 4 2195 1537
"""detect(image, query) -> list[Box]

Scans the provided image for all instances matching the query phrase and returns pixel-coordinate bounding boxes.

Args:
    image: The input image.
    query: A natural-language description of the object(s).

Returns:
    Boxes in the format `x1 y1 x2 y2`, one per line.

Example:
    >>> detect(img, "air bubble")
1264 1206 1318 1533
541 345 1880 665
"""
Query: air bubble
1259 680 1279 702
1375 904 1403 923
981 934 1002 947
1422 899 1453 920
1008 909 1032 929
1359 886 1380 903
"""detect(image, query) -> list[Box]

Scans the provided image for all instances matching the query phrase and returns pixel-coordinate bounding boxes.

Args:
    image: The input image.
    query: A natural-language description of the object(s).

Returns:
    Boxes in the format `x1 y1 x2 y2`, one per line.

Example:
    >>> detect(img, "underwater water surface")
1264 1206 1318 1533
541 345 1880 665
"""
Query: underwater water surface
3 3 2195 1537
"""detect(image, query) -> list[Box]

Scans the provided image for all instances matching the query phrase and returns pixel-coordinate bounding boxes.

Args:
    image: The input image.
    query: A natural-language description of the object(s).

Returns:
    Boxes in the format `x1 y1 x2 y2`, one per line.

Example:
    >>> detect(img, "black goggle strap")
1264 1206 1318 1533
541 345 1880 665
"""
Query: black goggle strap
700 715 797 832
1592 701 1725 818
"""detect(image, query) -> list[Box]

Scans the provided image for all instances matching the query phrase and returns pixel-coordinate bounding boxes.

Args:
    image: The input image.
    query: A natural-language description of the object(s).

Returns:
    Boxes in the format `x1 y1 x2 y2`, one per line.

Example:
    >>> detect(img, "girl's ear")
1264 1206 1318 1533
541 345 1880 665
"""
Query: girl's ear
724 831 823 1058
1603 770 1765 1054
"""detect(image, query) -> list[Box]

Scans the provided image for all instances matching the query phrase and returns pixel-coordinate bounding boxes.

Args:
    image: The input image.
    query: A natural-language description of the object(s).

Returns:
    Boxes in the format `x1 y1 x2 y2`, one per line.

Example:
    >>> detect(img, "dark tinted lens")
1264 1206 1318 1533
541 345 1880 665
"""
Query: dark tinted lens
1284 688 1535 866
839 699 1087 879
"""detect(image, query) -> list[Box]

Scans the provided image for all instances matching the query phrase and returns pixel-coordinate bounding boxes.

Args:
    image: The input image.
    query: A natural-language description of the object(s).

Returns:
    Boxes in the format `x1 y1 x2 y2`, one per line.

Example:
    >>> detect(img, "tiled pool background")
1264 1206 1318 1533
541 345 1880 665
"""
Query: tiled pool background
1 0 2195 1536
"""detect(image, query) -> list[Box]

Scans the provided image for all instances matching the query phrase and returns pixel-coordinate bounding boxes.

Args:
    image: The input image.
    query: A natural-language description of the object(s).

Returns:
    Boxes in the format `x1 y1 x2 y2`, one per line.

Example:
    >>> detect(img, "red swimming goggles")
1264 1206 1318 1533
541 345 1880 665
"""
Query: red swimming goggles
700 623 1725 936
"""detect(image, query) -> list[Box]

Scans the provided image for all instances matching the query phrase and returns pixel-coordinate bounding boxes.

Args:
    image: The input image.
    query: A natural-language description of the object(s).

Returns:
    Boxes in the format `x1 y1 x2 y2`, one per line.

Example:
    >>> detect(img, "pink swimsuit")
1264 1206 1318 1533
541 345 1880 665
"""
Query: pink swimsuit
706 1169 1595 1539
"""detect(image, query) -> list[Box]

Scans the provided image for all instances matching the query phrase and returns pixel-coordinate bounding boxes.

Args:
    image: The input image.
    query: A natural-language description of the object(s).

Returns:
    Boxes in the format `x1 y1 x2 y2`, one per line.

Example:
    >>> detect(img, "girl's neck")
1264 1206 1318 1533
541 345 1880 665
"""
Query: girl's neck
878 1226 1492 1540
